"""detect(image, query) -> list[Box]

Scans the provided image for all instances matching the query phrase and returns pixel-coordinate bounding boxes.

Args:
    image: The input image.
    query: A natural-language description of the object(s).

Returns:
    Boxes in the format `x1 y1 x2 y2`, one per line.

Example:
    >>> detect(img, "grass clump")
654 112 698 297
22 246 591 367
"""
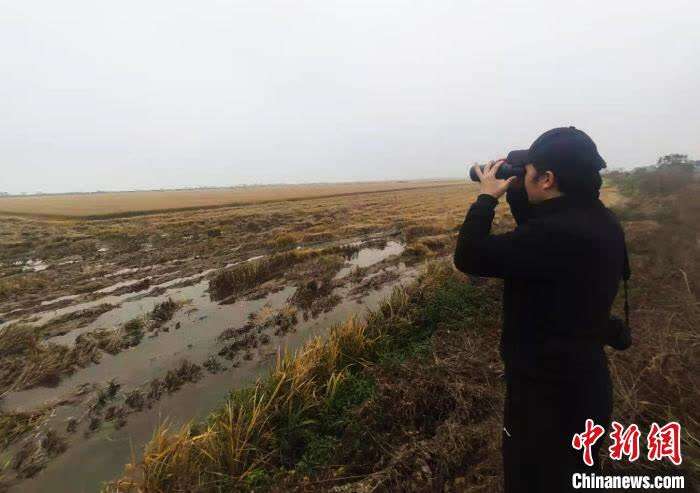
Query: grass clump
11 429 67 479
403 224 445 242
289 254 345 317
0 273 48 303
269 232 299 251
209 250 317 301
121 318 145 347
0 324 81 392
149 298 178 327
0 410 45 450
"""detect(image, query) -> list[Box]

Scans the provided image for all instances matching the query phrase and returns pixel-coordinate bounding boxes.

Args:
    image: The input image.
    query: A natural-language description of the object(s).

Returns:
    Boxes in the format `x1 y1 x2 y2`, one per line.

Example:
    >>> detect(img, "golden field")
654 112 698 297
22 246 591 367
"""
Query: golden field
0 180 462 218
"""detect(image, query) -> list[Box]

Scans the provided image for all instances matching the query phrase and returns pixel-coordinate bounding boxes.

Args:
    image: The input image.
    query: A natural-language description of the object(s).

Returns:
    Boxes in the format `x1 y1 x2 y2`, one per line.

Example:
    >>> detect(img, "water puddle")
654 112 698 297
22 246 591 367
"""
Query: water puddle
22 259 49 272
225 254 265 269
105 266 152 278
96 277 152 294
0 270 215 332
335 240 405 278
40 295 80 307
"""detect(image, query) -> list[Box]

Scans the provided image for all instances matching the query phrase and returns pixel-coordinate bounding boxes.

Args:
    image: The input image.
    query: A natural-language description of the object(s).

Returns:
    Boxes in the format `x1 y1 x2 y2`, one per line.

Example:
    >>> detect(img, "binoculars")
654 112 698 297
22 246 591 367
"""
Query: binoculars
469 150 529 182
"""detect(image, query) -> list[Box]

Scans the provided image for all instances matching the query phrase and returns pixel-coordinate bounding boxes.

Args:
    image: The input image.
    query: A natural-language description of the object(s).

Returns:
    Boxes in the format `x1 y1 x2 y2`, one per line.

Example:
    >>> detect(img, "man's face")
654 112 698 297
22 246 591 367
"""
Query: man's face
523 164 543 204
523 163 556 204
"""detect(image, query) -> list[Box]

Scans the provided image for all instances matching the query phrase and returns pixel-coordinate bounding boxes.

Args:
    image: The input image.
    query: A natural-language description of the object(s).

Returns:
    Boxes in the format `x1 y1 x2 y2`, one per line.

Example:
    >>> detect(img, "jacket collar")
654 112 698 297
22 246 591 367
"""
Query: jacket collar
531 192 602 217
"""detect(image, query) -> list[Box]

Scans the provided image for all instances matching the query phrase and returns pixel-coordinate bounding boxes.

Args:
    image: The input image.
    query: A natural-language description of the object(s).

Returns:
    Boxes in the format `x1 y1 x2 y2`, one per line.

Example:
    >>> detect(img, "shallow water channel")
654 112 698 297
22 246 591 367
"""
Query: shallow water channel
3 239 415 492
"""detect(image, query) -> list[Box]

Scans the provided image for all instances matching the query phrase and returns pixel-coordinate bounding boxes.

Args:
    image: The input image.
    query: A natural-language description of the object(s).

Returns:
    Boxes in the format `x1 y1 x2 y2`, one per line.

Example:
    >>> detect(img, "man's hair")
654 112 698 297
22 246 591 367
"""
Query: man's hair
531 161 602 198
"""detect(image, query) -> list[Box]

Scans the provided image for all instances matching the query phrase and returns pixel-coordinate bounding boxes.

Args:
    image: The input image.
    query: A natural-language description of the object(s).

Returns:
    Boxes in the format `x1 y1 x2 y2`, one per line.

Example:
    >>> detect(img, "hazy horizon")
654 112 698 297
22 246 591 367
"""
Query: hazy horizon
0 177 462 197
2 0 698 195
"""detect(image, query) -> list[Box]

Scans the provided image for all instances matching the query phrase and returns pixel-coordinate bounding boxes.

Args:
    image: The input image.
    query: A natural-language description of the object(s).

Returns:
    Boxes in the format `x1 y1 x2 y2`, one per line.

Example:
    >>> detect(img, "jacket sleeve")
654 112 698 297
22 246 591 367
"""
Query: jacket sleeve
453 194 578 280
506 187 532 225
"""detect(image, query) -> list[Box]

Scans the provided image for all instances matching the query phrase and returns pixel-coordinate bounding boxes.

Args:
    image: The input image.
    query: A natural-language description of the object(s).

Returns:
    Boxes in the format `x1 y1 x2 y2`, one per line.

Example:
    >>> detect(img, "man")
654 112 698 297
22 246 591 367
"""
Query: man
453 127 629 492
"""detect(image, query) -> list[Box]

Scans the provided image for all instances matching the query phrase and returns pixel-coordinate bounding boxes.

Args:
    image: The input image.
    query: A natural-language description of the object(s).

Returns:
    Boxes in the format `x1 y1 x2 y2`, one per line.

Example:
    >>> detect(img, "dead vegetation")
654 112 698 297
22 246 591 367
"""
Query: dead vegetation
0 409 46 450
602 179 699 480
218 305 299 361
288 255 346 318
348 269 402 299
73 317 145 361
11 429 67 479
209 251 316 302
161 360 203 394
149 298 179 328
37 303 116 338
0 324 82 392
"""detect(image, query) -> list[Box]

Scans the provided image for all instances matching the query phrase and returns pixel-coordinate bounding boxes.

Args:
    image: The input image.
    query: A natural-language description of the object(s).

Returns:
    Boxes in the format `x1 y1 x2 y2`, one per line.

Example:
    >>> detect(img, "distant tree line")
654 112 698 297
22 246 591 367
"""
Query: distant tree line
606 153 699 196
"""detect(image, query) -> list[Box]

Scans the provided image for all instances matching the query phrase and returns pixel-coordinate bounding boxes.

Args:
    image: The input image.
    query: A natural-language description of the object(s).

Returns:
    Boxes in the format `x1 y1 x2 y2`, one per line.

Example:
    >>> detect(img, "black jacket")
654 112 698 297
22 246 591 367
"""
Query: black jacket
454 188 627 382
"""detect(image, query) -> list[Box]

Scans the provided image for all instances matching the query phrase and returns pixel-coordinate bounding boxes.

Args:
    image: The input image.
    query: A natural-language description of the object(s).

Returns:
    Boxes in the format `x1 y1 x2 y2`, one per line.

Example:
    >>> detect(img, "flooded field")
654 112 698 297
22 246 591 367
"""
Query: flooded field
0 230 431 491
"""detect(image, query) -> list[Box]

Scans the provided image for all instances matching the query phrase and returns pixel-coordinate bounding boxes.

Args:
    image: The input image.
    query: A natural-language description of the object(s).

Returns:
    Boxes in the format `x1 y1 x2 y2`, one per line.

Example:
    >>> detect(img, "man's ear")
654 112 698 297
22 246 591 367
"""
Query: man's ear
542 170 557 190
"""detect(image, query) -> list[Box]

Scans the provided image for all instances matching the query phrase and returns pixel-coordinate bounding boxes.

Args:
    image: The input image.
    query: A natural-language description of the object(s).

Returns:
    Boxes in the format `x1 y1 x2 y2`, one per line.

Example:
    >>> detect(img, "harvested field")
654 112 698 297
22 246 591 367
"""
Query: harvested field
0 180 461 218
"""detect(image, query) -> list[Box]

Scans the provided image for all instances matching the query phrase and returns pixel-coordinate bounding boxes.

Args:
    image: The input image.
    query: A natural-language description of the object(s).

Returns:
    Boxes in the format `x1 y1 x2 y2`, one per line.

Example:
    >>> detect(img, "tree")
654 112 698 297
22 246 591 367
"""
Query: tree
657 154 690 167
638 154 695 195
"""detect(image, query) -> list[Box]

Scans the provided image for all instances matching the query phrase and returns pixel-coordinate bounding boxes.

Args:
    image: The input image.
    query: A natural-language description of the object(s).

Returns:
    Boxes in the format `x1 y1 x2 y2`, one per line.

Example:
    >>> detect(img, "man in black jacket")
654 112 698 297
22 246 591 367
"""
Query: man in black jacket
453 127 628 492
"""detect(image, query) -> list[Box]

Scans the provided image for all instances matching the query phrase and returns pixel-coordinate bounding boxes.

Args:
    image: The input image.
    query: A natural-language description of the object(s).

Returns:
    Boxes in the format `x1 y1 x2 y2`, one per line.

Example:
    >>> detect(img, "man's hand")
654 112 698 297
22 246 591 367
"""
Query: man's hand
473 159 517 199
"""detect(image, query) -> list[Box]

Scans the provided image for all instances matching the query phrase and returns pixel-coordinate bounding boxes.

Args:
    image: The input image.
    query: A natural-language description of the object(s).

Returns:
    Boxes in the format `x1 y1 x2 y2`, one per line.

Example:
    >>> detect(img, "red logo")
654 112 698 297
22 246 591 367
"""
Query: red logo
572 419 606 466
647 421 682 465
572 420 683 466
608 421 641 462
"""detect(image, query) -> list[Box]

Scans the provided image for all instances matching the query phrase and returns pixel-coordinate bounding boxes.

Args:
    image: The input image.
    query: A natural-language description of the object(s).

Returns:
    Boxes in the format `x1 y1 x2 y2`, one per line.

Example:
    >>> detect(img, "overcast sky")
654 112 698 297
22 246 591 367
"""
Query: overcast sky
2 0 698 194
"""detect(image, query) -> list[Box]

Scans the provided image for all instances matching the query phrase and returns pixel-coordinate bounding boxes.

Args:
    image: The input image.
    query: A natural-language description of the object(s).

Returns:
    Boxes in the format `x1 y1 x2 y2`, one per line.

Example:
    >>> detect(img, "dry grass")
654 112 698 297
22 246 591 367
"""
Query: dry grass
0 324 83 393
209 250 318 302
0 180 461 218
217 305 299 361
0 410 46 450
10 429 68 479
603 181 700 480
